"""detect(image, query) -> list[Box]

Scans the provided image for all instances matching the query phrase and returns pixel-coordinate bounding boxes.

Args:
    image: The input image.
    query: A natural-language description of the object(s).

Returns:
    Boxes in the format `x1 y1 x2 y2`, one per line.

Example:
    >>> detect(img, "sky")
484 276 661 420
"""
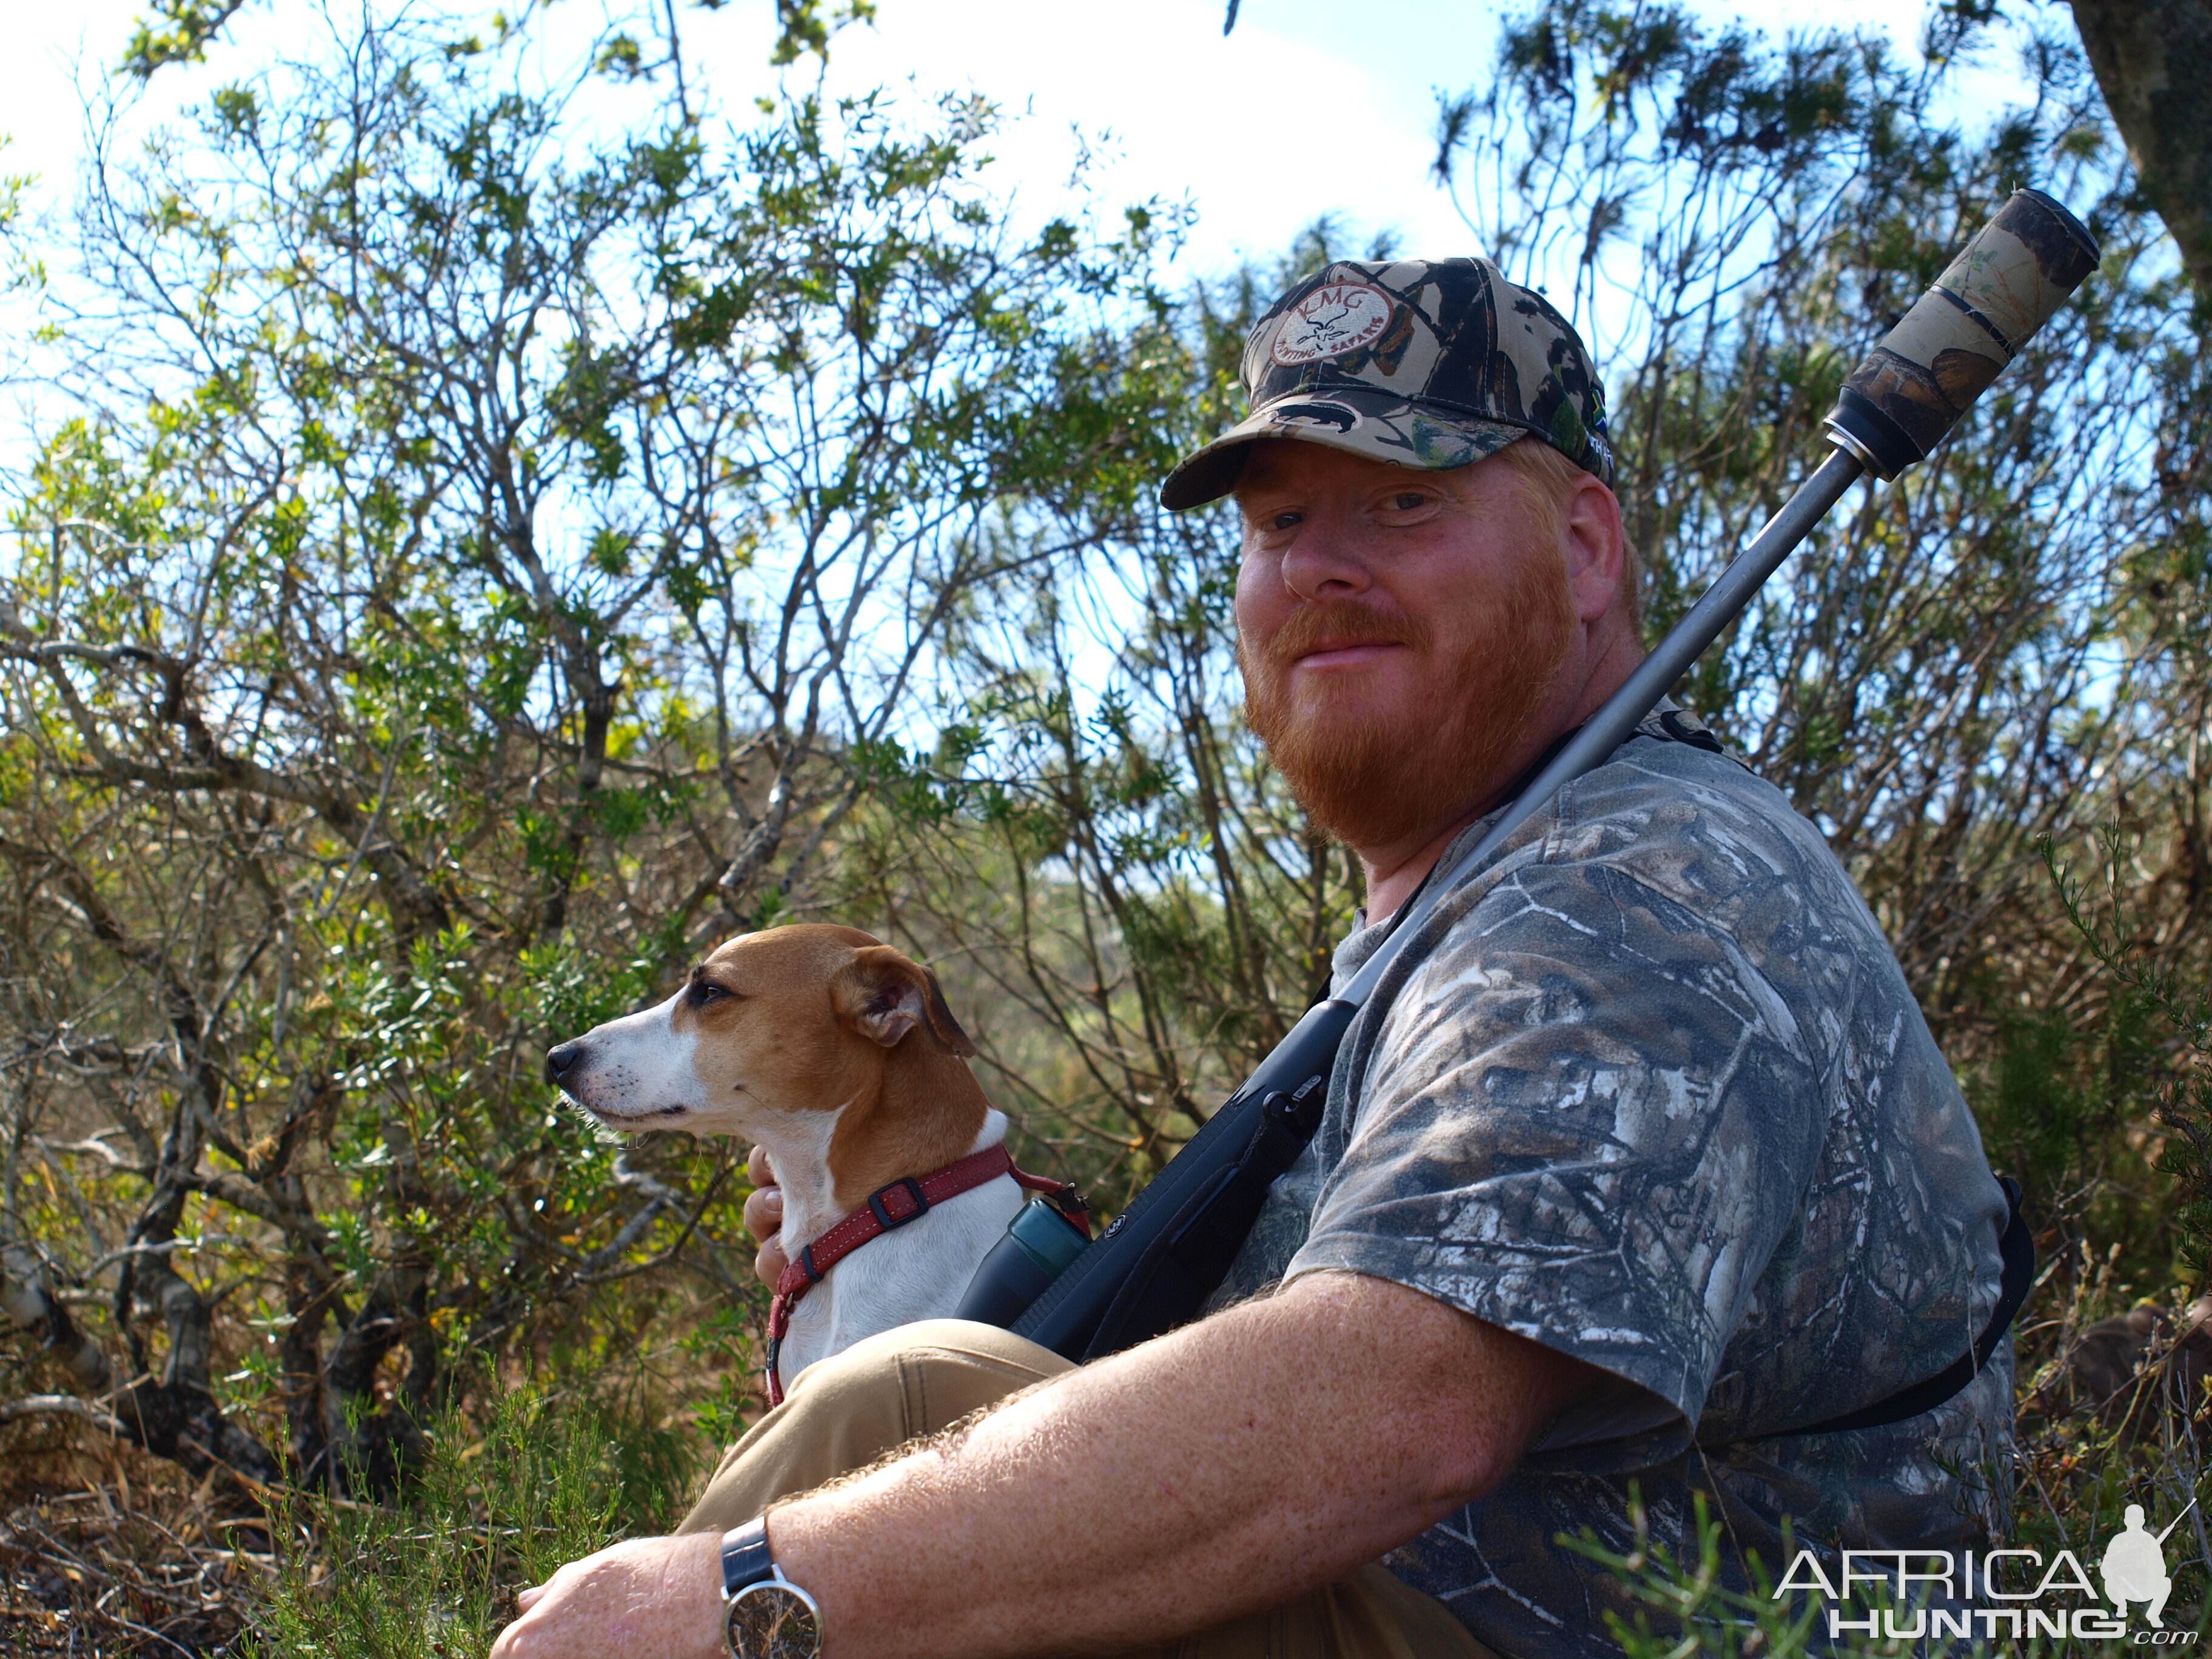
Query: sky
0 0 2006 292
0 0 2093 785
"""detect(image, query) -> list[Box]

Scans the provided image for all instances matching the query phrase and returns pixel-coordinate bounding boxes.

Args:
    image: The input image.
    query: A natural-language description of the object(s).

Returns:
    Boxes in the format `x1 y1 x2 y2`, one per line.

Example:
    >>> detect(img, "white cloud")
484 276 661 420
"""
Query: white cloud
0 0 2028 287
804 0 1486 272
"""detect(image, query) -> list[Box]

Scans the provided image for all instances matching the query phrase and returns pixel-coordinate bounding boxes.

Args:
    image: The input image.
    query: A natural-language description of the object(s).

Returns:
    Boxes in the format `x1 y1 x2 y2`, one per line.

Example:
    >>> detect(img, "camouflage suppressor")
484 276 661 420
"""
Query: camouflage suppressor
964 190 2103 1364
1824 188 2100 479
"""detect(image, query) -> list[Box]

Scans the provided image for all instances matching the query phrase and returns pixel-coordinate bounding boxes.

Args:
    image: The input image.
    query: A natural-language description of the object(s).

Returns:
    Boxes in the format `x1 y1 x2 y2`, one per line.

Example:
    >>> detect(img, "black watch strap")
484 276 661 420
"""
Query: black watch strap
721 1518 775 1599
718 1518 821 1659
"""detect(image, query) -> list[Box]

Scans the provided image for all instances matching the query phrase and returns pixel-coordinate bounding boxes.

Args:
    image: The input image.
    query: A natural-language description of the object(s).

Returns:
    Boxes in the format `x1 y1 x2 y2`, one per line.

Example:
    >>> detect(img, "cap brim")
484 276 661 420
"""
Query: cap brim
1159 387 1532 511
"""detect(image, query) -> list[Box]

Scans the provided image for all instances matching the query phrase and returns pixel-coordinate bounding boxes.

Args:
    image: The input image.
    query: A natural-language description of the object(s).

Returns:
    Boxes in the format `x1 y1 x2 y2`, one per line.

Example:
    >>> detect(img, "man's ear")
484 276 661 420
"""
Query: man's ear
1563 472 1629 626
831 947 979 1057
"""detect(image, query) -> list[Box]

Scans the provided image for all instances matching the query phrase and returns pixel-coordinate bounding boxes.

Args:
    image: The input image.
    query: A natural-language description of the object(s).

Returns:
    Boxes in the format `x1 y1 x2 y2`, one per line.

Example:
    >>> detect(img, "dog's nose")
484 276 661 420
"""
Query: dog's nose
545 1041 586 1085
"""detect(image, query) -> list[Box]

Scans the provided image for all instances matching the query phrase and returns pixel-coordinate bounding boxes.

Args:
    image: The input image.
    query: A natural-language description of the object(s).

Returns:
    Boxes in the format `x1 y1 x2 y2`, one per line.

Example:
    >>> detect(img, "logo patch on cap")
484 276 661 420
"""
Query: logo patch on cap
1271 281 1395 366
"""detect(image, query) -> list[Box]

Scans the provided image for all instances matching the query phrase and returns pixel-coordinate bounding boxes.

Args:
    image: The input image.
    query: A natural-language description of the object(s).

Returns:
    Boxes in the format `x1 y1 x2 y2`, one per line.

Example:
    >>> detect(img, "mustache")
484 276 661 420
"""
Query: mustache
1258 598 1434 668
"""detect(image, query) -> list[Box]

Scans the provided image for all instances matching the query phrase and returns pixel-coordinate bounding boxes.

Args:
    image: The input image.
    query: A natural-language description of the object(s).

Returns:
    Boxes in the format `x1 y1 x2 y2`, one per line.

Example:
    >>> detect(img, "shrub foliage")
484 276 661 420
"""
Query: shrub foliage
0 0 2207 1648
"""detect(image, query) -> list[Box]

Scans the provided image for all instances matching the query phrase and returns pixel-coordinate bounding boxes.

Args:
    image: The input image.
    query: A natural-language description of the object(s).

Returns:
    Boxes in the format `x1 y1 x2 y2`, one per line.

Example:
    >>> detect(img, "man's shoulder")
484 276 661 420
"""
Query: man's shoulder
1390 717 1900 1051
1332 712 1895 1031
1454 716 1860 932
1568 716 1827 866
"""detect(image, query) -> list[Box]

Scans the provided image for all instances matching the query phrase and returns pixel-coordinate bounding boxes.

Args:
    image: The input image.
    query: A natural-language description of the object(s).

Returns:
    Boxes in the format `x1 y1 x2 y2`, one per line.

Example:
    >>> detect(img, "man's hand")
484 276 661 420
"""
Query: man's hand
490 1530 723 1659
744 1144 790 1287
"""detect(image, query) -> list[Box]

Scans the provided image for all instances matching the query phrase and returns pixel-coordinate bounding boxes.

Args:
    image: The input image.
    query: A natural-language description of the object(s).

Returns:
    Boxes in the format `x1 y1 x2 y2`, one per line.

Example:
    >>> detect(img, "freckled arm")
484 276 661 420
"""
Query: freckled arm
767 1269 1590 1658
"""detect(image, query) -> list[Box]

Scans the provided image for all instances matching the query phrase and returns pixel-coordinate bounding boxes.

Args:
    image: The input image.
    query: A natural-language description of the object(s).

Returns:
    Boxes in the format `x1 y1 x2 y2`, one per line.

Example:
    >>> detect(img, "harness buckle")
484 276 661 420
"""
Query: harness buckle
868 1176 931 1230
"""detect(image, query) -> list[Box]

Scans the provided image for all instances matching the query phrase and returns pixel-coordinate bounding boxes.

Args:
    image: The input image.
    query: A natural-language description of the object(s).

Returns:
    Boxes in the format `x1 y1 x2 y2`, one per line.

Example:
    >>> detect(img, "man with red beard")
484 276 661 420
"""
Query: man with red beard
495 262 2014 1659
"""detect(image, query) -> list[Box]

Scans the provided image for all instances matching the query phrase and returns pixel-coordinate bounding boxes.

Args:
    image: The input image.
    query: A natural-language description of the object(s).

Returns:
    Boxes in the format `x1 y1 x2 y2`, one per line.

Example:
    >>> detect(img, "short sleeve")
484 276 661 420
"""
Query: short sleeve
1282 849 1829 1441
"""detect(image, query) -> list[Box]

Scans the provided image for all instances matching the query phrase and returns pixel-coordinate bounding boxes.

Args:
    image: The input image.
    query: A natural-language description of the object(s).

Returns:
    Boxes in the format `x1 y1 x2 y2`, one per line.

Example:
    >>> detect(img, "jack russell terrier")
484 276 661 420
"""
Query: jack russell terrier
543 925 1084 1403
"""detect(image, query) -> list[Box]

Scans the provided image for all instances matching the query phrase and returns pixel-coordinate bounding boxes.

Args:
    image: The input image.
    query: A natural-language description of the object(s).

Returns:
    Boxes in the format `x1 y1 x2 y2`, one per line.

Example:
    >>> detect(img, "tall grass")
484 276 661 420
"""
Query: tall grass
240 1384 701 1658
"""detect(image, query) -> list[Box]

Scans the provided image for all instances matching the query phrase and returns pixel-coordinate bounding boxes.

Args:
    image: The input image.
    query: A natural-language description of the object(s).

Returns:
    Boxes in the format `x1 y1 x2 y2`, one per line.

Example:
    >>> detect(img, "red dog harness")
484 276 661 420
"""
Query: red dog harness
765 1146 1089 1406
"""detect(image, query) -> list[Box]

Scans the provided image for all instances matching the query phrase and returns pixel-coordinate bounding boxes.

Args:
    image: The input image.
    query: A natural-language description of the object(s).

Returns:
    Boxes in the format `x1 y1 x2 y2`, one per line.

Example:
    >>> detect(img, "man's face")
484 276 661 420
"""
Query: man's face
1233 439 1579 857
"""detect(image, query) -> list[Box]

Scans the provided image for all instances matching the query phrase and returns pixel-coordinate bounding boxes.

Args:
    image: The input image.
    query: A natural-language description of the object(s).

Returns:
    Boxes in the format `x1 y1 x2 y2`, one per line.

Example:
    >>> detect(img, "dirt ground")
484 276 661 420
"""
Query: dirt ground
0 1431 260 1657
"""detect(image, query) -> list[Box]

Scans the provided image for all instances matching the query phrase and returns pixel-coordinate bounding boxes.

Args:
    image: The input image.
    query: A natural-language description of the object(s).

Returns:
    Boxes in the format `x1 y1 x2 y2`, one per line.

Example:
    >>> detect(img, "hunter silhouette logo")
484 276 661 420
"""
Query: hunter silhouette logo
2103 1501 2191 1627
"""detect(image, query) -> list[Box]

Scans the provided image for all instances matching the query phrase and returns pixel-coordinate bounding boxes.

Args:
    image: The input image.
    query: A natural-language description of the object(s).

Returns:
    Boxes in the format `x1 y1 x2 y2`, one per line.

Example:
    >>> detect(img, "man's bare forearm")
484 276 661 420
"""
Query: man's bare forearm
488 1271 1587 1659
769 1270 1587 1658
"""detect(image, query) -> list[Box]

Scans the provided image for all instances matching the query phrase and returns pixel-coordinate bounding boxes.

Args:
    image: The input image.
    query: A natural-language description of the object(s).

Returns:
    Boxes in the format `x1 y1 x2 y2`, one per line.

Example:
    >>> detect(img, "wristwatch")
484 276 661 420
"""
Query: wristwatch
719 1518 821 1659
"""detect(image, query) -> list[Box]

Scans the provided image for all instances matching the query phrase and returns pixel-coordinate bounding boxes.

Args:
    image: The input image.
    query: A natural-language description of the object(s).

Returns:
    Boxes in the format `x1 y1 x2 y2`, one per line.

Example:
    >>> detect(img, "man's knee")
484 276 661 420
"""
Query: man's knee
677 1321 1073 1535
792 1318 1073 1397
785 1318 1074 1436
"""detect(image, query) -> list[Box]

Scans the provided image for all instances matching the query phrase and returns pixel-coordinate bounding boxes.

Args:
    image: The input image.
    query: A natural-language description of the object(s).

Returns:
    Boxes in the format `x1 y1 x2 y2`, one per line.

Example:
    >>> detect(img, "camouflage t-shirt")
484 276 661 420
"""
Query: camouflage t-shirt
1218 712 2016 1658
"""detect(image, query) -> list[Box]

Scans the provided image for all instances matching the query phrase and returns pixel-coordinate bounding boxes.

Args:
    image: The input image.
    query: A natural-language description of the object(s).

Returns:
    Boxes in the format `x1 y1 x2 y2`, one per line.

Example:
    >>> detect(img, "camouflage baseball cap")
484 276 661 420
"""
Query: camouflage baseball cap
1159 256 1615 511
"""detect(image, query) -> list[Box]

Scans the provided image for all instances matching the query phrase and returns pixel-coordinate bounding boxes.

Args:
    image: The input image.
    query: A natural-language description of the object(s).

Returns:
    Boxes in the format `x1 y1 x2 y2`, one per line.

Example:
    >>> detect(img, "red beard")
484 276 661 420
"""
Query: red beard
1239 551 1577 853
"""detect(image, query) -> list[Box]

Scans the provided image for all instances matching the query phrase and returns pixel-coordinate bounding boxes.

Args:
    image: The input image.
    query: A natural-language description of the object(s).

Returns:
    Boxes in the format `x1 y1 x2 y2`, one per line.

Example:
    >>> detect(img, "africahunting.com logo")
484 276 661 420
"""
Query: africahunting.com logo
1774 1500 2198 1644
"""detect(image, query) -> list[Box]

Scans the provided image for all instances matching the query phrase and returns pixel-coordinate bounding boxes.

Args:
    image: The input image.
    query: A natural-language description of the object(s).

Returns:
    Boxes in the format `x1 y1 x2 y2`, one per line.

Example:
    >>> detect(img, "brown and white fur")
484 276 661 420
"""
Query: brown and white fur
543 925 1023 1385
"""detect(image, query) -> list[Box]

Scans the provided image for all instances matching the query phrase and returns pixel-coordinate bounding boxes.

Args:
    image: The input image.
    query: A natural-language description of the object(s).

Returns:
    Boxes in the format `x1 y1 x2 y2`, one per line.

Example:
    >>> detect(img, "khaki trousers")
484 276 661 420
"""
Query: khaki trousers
675 1319 1495 1659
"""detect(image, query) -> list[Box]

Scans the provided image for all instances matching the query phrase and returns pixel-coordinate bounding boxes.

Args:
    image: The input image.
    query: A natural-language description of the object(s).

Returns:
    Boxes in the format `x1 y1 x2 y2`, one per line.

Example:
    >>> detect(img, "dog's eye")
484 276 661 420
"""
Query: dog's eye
688 980 731 1008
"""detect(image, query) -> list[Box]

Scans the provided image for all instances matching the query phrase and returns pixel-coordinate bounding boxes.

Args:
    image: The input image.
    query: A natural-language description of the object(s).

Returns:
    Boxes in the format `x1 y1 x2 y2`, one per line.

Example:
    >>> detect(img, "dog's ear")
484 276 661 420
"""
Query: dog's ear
833 947 978 1057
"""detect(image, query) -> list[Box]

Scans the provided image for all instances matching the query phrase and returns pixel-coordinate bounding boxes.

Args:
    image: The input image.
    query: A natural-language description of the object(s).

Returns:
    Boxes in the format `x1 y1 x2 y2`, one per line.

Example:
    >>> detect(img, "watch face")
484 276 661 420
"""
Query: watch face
725 1581 820 1659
